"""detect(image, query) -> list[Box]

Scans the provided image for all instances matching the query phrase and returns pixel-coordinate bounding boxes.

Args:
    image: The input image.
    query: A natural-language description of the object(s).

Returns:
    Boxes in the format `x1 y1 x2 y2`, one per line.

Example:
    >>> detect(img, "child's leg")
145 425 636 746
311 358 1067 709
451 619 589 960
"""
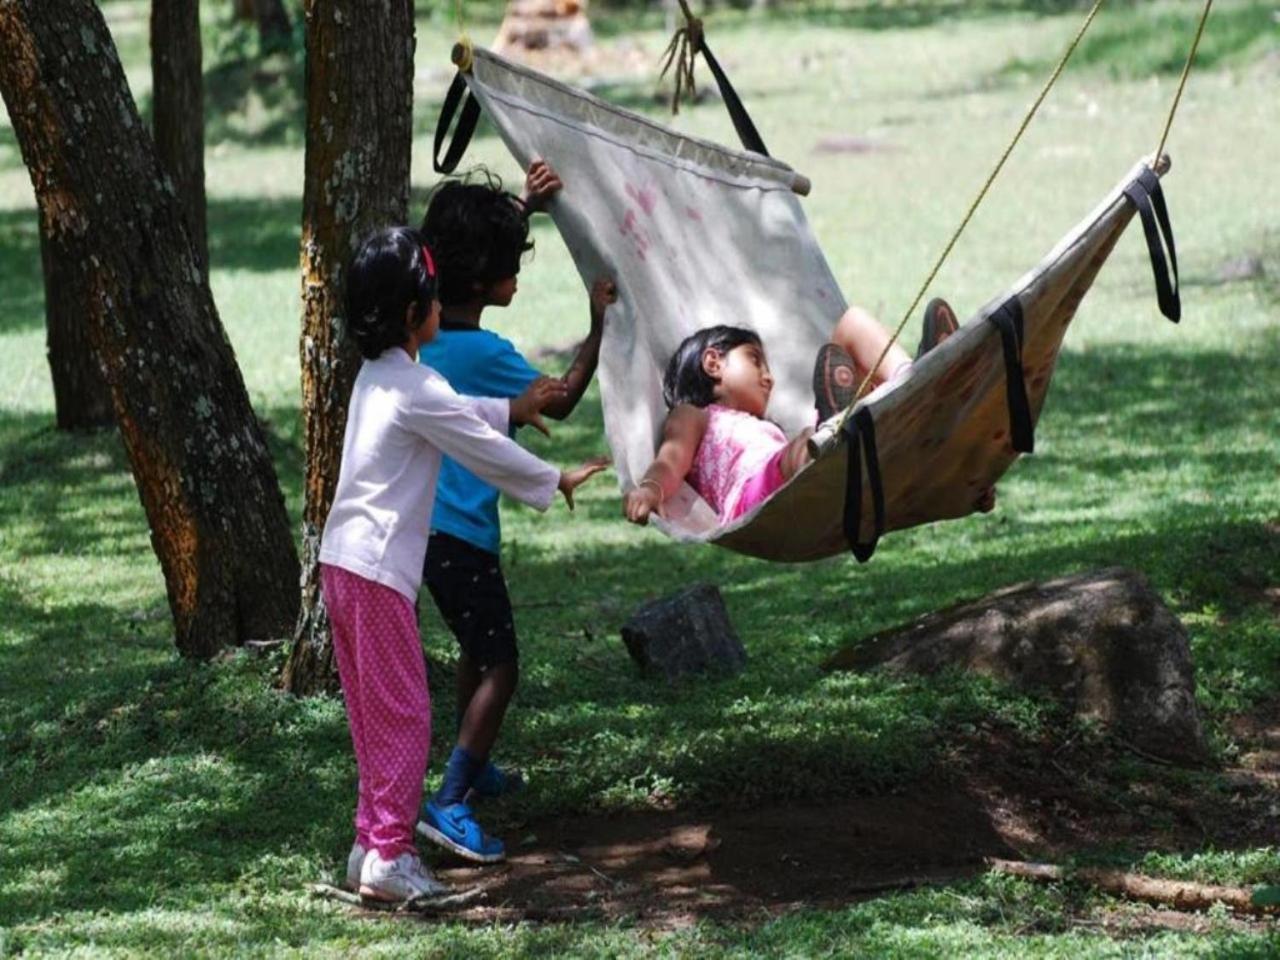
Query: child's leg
455 660 518 768
830 305 912 385
343 573 432 859
455 653 481 728
321 565 375 851
421 533 518 861
425 533 520 804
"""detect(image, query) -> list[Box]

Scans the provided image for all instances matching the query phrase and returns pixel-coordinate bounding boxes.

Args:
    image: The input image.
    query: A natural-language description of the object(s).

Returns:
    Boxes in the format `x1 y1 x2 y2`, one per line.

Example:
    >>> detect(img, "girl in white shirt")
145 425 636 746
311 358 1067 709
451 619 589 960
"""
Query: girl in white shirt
318 227 605 903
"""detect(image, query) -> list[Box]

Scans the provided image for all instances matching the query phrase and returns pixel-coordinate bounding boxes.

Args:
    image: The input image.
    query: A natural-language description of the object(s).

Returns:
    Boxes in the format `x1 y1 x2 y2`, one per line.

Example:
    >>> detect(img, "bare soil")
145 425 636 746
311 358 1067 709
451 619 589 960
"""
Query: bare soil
378 702 1280 929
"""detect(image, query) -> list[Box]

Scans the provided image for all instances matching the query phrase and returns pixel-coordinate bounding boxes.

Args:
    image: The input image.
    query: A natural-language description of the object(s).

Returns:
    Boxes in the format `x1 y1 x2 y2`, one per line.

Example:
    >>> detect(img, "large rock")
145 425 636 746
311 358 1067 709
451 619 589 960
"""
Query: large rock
621 583 746 682
823 568 1209 764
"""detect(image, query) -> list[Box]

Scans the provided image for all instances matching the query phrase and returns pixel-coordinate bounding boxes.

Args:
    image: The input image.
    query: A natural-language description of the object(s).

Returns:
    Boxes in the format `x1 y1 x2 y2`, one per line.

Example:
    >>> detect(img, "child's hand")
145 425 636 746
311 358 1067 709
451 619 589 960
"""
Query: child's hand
522 159 563 213
624 483 663 525
511 376 568 436
589 277 617 327
558 456 611 510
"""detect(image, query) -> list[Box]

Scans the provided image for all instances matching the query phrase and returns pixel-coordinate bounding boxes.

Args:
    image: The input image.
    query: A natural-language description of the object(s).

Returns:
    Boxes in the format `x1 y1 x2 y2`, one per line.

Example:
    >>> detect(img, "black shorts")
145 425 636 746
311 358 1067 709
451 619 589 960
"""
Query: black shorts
423 532 518 668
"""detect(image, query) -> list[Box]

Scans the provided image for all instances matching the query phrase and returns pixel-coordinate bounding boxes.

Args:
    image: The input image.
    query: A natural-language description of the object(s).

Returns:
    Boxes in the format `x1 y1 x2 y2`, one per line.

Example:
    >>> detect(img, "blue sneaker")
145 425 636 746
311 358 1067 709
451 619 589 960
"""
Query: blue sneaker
416 801 506 864
466 761 526 802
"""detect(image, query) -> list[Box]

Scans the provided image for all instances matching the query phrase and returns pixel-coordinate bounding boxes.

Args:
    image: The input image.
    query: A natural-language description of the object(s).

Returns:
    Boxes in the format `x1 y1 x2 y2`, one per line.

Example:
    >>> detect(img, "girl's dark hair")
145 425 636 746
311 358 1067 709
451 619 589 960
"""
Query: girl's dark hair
345 226 438 360
421 169 533 306
662 325 762 408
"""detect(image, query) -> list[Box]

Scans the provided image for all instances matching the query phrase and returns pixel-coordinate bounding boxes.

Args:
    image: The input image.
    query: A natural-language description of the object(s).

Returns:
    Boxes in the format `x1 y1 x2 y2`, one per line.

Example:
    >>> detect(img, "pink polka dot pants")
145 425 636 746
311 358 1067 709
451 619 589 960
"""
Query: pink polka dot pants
321 564 432 860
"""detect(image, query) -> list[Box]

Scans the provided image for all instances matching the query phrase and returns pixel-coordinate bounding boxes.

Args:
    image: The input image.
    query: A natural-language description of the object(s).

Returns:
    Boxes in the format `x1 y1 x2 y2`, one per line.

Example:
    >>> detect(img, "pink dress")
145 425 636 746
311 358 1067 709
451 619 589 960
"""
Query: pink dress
687 404 791 525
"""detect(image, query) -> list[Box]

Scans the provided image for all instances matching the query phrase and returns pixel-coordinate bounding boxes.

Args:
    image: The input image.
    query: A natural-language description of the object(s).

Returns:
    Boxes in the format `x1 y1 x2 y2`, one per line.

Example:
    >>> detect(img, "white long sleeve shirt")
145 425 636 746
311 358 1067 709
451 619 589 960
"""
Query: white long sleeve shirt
319 348 560 600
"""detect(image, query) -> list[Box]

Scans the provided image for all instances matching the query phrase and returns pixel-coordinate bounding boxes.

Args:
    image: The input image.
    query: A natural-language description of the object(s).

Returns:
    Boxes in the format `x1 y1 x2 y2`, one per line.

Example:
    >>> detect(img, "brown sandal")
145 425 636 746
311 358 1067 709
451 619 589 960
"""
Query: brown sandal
916 297 960 358
813 343 858 422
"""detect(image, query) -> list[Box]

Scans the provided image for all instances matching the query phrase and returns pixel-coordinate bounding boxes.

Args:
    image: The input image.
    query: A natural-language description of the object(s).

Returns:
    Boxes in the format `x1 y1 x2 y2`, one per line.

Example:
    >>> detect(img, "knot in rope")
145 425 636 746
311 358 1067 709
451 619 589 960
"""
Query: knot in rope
659 0 704 114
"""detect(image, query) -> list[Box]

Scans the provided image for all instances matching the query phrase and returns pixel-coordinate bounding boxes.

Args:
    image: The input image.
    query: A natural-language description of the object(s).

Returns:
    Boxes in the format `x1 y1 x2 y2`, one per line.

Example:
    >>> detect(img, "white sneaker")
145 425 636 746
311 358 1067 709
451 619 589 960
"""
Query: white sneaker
344 841 367 891
359 850 449 902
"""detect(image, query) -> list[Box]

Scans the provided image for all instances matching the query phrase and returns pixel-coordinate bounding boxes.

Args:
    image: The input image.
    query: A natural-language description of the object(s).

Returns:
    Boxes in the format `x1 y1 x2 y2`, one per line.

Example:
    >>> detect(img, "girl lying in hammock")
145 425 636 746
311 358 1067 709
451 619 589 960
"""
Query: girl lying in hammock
624 300 991 526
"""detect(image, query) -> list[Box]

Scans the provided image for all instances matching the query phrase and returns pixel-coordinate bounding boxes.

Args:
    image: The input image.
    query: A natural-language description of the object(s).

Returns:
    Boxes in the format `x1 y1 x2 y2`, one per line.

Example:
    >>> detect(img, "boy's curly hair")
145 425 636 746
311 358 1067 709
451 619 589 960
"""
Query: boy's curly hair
421 169 533 306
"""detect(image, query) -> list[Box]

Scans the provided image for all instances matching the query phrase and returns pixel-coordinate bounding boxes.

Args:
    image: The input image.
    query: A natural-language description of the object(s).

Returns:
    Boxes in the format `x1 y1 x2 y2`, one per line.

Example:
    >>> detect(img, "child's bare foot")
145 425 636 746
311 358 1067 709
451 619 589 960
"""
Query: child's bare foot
917 297 959 358
813 343 858 422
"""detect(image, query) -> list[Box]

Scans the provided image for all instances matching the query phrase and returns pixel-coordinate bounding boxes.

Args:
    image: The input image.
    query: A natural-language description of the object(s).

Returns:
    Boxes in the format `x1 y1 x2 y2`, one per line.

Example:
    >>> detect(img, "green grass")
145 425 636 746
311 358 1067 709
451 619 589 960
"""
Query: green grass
3 0 1280 955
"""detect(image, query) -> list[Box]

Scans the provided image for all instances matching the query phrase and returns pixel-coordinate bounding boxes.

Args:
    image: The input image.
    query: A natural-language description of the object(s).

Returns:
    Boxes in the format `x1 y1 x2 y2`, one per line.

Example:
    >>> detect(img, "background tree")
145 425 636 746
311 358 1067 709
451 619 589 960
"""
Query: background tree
40 228 114 430
233 0 294 51
151 0 209 281
280 0 416 694
0 0 300 658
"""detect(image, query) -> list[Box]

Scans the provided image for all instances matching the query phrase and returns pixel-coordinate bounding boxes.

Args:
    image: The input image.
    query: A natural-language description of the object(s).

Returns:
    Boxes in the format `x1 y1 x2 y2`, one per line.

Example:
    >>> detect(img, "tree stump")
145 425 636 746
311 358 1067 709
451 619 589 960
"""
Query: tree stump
493 0 594 60
621 583 746 682
823 568 1209 764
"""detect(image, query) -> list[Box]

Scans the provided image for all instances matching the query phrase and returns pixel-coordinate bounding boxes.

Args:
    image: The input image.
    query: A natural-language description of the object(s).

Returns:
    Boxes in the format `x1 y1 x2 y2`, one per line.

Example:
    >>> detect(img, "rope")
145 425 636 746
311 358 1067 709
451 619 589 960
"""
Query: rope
454 0 474 72
1155 0 1213 161
659 0 704 114
841 0 1107 421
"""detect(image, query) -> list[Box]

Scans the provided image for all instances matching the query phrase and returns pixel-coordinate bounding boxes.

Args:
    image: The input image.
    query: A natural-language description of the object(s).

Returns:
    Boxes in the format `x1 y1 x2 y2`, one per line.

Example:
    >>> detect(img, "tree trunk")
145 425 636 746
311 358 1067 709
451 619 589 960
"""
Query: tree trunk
151 0 208 282
41 227 114 430
280 0 415 695
233 0 255 21
253 0 293 49
0 0 300 658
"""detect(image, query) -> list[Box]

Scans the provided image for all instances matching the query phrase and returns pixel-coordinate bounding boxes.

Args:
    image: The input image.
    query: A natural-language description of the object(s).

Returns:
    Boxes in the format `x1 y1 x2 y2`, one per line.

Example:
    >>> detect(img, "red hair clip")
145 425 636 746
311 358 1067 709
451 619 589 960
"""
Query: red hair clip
421 244 437 279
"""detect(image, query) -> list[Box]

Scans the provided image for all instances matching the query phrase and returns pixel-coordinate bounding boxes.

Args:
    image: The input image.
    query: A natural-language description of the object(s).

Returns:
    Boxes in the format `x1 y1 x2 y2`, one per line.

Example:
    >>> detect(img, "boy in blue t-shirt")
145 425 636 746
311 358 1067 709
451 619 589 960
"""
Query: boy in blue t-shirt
415 163 614 863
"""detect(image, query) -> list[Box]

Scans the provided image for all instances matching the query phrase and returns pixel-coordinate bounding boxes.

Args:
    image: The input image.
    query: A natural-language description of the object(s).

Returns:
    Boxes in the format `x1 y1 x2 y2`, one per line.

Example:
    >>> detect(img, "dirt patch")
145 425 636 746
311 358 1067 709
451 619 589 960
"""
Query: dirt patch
337 703 1280 929
428 790 1006 926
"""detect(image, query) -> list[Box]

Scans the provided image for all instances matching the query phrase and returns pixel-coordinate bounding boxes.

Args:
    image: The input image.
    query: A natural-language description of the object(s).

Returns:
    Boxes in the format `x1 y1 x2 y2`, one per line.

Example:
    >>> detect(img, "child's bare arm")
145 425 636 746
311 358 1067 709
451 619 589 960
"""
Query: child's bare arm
778 428 814 480
509 376 570 436
541 278 615 421
624 405 707 525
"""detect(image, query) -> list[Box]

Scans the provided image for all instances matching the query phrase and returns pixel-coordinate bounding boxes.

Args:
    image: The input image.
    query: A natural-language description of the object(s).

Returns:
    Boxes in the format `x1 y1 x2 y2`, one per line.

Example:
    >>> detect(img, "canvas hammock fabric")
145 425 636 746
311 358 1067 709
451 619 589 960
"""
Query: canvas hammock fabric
436 47 1180 563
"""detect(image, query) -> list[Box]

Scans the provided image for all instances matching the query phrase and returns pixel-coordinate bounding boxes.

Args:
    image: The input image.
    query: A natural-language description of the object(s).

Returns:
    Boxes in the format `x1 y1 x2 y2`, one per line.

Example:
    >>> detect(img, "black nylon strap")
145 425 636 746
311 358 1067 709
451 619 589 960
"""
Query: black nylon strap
1123 169 1181 322
987 297 1035 455
841 407 885 563
697 41 770 157
433 72 482 174
842 417 863 557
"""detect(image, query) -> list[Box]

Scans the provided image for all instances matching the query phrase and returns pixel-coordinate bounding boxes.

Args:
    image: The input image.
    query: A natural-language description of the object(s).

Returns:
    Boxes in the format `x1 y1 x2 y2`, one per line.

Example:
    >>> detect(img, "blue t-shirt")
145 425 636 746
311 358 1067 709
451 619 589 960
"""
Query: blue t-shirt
419 327 541 554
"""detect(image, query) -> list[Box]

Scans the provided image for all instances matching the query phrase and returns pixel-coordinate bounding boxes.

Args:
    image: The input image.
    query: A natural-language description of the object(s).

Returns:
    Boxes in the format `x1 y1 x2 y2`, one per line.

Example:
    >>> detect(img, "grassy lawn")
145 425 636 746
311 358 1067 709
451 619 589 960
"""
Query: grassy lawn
2 0 1278 955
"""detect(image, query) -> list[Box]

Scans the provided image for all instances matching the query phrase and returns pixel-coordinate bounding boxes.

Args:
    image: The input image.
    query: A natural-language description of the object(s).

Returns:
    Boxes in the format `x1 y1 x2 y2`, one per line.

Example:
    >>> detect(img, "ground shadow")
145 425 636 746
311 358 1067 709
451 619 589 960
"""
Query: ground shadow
426 786 1015 924
3 323 1277 926
0 207 42 337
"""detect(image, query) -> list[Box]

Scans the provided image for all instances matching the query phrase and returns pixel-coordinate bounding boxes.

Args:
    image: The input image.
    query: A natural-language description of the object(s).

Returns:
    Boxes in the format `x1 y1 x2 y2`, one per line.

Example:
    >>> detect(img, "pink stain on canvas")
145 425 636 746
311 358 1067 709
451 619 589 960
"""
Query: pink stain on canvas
619 207 651 261
685 206 703 222
626 183 658 217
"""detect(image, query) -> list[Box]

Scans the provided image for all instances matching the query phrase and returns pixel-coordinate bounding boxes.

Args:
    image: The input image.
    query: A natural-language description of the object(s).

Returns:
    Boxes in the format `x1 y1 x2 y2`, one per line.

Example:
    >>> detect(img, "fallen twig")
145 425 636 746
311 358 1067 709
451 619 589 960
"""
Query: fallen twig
561 851 621 888
310 882 485 913
1114 737 1176 767
986 859 1276 916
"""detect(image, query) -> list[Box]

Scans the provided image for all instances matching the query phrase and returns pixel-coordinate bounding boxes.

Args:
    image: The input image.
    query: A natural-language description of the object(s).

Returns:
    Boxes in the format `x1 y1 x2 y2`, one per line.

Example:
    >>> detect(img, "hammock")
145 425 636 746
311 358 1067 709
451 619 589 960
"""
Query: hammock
433 47 1182 563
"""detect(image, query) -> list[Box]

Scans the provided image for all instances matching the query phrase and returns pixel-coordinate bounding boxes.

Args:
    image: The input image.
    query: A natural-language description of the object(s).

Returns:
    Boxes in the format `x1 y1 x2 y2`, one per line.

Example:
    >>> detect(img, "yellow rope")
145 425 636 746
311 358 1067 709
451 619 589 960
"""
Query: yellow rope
1155 0 1214 161
842 0 1107 422
454 0 474 72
